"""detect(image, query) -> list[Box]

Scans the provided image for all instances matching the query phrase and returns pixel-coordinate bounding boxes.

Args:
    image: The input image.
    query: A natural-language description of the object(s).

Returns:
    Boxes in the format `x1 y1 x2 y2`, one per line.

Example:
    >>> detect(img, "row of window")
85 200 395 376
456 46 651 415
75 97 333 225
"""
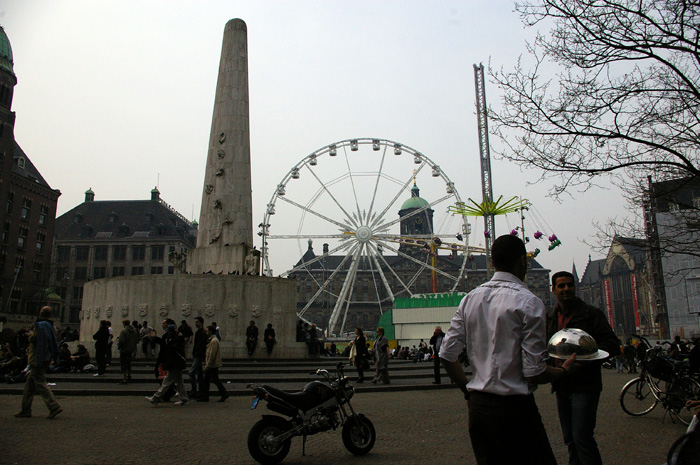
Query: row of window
56 265 174 281
5 192 50 225
2 221 47 253
0 252 44 279
57 245 170 262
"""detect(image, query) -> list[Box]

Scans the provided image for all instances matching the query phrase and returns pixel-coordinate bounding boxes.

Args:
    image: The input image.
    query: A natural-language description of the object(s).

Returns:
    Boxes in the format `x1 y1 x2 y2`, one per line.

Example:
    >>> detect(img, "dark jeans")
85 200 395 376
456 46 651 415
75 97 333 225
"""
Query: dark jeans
119 352 132 375
433 356 441 383
201 368 227 400
469 391 557 465
247 339 257 356
556 391 603 465
188 356 203 395
96 348 107 375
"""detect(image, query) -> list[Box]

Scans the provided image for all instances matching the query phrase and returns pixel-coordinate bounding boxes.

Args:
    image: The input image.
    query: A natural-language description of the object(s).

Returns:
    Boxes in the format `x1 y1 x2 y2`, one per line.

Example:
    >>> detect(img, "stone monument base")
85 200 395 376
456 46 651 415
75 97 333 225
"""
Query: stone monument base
80 274 308 359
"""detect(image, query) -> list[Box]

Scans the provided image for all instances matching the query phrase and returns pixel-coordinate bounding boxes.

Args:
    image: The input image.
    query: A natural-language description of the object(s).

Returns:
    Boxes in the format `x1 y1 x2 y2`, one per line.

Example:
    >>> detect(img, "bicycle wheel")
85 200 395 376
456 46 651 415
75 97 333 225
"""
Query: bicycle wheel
620 377 658 416
668 377 700 426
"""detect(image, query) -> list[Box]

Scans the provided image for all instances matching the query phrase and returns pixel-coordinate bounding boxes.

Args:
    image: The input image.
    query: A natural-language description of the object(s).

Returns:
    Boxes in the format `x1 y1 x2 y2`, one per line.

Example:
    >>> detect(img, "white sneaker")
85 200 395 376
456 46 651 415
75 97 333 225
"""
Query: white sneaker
145 396 160 404
93 373 103 377
174 399 189 406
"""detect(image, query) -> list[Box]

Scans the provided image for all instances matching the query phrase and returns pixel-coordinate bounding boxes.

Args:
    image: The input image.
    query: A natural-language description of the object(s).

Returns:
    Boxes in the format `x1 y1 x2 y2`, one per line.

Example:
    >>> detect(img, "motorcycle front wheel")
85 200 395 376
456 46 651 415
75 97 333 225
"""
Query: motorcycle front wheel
342 414 376 456
248 416 292 465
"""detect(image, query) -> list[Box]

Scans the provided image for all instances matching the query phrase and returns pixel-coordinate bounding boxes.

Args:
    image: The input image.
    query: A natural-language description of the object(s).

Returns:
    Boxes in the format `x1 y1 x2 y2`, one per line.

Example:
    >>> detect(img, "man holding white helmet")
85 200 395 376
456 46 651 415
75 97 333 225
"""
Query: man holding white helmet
548 271 620 465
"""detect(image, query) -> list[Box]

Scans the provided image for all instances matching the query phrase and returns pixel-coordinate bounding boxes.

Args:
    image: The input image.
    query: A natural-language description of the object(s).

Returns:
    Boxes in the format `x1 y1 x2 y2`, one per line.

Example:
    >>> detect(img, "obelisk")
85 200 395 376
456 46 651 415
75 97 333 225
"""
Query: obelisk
187 19 253 274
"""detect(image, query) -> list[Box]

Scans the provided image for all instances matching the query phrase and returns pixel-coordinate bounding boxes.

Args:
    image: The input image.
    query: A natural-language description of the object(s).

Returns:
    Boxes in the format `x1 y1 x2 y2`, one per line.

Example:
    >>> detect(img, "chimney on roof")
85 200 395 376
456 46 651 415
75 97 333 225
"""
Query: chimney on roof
151 187 160 201
85 188 95 202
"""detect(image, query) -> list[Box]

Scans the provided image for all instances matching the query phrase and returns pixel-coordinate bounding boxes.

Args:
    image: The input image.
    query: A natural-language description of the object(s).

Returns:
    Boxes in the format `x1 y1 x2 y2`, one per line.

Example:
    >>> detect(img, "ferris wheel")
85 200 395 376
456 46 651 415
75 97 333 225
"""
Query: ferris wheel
258 138 472 335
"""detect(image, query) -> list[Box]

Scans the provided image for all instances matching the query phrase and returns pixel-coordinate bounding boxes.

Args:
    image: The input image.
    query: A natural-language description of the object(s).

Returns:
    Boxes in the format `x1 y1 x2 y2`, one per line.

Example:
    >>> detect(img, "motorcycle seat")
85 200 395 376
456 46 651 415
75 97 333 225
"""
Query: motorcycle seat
263 385 318 412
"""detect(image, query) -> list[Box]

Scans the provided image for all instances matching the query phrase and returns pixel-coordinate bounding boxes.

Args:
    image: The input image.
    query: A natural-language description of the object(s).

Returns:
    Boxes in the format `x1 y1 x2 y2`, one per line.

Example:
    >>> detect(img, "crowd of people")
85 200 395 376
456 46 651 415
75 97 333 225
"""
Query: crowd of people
6 248 699 462
613 335 700 374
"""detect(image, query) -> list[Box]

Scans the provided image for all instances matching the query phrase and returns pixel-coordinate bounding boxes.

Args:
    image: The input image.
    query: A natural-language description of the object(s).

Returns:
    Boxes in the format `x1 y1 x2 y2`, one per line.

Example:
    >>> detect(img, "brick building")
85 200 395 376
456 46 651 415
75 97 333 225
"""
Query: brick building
0 27 61 328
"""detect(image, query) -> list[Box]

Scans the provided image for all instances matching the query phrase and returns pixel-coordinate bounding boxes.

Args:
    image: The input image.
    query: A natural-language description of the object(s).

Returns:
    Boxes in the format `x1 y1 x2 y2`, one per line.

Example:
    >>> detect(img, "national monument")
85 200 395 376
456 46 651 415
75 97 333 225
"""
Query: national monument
80 19 305 358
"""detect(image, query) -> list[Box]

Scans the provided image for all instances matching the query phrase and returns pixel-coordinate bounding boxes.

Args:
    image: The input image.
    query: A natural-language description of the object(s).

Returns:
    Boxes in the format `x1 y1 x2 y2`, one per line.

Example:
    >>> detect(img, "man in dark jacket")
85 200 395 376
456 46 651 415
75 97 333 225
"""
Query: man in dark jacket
146 319 189 405
429 326 445 384
15 306 62 419
188 317 206 399
117 319 139 384
246 320 258 356
547 271 620 465
92 320 110 376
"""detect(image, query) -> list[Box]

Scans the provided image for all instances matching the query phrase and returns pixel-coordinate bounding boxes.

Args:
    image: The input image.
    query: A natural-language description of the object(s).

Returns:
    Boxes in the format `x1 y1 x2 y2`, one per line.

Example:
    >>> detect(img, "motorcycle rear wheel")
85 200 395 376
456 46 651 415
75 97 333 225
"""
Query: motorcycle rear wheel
342 414 376 456
248 416 292 465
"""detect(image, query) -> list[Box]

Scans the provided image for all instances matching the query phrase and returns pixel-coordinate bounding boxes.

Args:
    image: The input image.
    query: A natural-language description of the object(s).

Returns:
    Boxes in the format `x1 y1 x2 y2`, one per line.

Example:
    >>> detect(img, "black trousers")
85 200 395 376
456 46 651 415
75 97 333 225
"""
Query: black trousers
95 348 107 375
469 391 557 465
433 356 441 383
201 368 227 400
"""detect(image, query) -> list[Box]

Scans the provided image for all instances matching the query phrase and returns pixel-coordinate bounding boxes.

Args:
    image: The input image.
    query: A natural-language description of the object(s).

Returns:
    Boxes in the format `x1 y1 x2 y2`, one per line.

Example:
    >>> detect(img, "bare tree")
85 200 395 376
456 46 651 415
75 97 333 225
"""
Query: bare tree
490 0 700 197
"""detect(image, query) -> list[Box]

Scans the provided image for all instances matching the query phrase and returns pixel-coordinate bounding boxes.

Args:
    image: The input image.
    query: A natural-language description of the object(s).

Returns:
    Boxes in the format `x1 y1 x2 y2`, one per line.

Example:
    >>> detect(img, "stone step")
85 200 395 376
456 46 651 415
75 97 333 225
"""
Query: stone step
0 358 467 397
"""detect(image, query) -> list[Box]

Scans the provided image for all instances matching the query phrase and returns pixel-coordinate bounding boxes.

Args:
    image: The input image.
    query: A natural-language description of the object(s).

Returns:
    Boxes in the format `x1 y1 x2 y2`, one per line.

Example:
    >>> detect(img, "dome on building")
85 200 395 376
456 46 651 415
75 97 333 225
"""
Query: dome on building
0 27 14 75
400 183 430 210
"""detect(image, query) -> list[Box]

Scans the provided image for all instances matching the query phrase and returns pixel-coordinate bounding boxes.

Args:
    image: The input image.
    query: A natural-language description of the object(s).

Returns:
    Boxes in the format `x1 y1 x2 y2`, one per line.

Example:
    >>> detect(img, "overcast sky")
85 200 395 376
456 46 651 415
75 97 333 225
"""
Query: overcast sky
2 0 628 278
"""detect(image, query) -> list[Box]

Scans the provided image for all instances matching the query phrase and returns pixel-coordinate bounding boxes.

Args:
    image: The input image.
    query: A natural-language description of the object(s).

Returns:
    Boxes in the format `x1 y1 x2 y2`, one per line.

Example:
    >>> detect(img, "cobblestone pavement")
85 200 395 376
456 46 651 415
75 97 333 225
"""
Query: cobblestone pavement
0 371 690 465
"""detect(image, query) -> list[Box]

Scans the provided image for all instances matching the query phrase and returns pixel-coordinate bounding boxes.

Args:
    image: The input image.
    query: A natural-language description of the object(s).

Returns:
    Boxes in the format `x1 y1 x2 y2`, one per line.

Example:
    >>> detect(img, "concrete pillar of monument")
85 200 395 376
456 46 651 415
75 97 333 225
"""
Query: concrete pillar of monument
187 19 253 274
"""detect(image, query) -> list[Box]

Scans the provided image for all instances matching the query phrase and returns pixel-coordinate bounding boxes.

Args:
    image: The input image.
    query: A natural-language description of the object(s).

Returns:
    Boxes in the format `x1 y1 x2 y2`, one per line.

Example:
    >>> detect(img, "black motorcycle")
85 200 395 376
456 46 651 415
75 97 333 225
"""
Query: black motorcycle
247 362 376 464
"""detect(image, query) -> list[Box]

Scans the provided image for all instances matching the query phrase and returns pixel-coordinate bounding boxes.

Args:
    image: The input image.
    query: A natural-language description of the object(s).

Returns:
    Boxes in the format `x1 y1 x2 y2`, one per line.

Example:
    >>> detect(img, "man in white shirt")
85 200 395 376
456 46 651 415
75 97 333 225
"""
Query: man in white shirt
440 235 576 465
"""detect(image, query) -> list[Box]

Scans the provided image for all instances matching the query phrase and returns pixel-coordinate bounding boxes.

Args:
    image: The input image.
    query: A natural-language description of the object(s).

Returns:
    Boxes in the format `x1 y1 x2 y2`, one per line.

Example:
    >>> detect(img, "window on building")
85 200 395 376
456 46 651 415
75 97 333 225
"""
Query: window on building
73 286 83 300
0 251 5 274
150 266 163 275
56 266 68 280
57 246 70 262
14 257 24 278
112 266 125 277
35 233 45 254
74 267 88 280
94 246 108 261
10 287 21 312
151 245 164 260
93 266 106 279
56 287 67 299
75 246 89 261
20 198 31 219
2 221 9 244
113 245 126 261
132 246 145 261
6 191 13 214
17 226 27 249
69 306 80 323
38 205 49 226
33 260 42 280
131 266 144 276
168 266 174 274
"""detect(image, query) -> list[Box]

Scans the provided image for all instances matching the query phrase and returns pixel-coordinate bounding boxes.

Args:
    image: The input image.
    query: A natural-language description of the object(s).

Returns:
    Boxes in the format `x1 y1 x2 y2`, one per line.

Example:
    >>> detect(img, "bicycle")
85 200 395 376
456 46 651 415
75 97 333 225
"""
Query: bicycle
620 335 700 425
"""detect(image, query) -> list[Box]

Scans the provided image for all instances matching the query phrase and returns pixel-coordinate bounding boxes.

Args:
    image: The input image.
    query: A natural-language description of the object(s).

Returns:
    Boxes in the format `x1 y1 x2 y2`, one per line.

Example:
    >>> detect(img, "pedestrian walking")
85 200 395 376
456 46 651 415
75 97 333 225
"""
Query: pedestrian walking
145 319 189 405
14 306 63 419
117 319 139 384
188 317 206 399
198 325 229 402
430 326 445 384
371 327 390 384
